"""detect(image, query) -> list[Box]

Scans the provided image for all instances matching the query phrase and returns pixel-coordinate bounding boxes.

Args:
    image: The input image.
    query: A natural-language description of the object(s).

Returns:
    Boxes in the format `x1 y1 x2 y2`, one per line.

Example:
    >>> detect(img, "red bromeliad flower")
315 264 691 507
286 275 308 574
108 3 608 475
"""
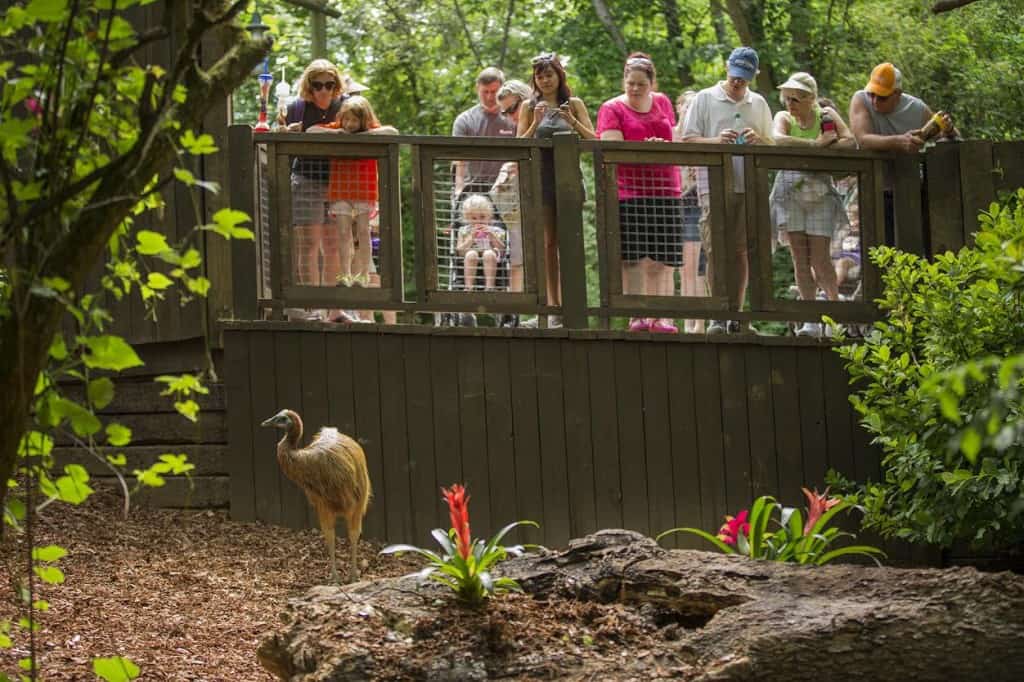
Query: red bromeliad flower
716 509 750 546
802 486 841 535
442 484 472 560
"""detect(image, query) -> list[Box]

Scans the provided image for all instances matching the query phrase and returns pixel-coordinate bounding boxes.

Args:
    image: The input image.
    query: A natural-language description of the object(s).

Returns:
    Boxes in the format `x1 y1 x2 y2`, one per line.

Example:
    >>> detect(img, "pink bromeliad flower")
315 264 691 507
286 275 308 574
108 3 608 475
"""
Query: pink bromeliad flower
441 484 472 560
717 509 750 546
802 487 841 535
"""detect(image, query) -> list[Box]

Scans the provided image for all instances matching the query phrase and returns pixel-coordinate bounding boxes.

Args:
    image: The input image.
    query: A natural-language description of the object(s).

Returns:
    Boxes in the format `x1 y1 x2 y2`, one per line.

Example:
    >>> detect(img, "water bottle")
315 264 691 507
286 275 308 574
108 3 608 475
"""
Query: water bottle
733 112 746 144
820 112 836 135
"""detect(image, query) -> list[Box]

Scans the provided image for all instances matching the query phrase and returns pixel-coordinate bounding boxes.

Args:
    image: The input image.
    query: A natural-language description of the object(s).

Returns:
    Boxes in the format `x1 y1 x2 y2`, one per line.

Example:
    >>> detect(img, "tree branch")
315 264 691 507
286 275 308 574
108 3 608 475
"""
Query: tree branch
590 0 628 55
497 0 516 70
451 0 484 69
932 0 986 13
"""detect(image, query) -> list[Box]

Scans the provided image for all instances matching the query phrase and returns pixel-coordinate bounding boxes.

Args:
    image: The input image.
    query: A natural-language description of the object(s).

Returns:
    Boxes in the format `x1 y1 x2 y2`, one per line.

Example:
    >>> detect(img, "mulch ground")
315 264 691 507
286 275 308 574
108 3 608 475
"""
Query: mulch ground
1 487 680 681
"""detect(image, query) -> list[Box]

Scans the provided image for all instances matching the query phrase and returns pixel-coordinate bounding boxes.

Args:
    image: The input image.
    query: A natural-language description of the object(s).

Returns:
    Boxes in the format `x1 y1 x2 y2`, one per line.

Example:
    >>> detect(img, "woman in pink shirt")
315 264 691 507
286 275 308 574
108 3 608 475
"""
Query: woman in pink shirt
597 52 684 334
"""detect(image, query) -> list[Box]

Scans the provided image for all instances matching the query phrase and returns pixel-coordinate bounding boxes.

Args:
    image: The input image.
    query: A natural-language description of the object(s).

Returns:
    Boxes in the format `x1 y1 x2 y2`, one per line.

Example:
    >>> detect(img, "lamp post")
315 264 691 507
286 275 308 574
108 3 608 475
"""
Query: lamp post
247 9 272 132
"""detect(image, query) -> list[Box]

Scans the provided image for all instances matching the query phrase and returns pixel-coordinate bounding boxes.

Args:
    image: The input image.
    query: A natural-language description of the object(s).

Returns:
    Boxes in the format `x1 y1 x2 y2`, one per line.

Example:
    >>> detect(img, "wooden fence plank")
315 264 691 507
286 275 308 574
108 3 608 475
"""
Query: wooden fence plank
455 336 492 536
248 332 282 525
822 350 855 481
613 341 649 536
797 347 829 488
718 345 752 513
993 141 1024 194
769 347 803 506
561 340 597 538
665 345 702 549
378 334 414 543
483 339 518 536
640 344 675 541
274 332 312 530
508 339 544 545
298 332 330 531
224 331 255 521
587 340 623 531
535 338 570 545
926 144 965 255
403 335 438 544
350 333 387 541
53 412 227 446
959 141 995 244
692 345 726 531
430 336 464 530
892 156 924 255
745 346 779 501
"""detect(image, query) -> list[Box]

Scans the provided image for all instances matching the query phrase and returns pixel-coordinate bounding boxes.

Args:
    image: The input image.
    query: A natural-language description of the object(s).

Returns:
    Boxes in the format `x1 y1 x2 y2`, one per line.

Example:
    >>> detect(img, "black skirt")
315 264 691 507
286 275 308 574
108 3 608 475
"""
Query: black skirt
618 197 686 266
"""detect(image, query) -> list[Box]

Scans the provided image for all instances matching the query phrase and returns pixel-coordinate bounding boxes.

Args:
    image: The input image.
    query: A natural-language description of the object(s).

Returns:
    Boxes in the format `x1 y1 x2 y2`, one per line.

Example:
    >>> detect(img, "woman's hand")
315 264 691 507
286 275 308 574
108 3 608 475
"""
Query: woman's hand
816 130 838 147
532 100 549 120
285 122 302 132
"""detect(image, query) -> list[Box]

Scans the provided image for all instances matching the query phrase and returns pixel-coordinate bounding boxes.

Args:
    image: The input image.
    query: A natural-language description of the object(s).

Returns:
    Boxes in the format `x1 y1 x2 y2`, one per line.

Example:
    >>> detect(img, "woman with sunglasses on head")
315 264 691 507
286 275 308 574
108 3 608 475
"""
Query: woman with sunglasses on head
518 53 595 328
276 59 348 321
597 52 683 334
768 72 855 336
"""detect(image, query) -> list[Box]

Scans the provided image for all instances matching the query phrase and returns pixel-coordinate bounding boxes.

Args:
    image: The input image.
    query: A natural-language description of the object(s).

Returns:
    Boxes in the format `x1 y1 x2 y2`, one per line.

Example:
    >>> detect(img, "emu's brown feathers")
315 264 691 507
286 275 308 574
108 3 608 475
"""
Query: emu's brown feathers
263 409 371 583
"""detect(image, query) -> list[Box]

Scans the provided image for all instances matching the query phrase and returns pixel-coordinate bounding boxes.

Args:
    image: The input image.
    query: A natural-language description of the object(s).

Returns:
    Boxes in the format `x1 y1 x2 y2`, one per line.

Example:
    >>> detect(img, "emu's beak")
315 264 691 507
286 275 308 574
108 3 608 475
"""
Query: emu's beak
260 416 276 427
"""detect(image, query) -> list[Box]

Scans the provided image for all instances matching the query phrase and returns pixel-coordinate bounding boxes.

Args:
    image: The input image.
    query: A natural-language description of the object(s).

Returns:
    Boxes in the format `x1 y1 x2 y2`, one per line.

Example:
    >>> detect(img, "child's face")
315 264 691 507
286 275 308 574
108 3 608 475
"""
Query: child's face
340 111 361 133
464 209 490 227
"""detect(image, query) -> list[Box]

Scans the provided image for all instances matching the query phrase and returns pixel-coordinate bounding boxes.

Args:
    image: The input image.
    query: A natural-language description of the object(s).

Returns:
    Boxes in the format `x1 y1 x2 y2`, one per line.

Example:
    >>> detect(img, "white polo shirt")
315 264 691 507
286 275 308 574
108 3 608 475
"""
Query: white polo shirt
682 81 774 194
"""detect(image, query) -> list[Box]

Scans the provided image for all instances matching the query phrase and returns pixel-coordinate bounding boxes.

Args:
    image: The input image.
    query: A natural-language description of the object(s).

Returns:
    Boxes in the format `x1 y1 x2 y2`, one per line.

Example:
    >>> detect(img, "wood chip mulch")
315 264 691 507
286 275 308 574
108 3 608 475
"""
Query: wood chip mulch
0 486 420 681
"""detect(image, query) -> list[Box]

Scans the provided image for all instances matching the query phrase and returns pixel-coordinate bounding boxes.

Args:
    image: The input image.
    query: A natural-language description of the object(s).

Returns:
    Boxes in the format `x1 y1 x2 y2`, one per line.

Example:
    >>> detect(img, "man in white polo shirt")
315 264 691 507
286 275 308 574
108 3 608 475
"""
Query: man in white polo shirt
681 46 773 335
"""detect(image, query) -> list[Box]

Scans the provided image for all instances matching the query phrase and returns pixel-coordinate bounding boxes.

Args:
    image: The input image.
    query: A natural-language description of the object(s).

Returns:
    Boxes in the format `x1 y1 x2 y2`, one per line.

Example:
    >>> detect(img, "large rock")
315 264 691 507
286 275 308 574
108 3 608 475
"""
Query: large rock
258 530 1024 680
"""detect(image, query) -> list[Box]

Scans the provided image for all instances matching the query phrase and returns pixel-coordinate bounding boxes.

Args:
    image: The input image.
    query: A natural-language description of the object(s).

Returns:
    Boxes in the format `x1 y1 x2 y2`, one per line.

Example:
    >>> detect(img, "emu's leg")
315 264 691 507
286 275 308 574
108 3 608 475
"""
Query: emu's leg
345 512 363 583
316 505 339 584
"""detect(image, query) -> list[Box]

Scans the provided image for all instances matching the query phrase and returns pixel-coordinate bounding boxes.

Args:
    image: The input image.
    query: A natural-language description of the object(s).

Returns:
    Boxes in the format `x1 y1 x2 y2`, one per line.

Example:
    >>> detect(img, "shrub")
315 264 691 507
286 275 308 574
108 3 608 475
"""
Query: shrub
832 189 1024 550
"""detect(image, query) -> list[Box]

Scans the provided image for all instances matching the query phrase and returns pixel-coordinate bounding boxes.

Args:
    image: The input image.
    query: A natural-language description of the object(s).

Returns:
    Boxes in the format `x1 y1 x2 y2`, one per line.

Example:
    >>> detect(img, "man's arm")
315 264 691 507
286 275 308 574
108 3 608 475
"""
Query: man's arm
679 95 732 144
848 92 923 153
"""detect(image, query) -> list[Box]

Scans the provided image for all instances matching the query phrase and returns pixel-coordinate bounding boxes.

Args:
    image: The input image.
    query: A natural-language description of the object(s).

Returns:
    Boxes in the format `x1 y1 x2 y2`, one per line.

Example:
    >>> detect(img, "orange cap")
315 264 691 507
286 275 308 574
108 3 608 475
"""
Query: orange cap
866 63 898 97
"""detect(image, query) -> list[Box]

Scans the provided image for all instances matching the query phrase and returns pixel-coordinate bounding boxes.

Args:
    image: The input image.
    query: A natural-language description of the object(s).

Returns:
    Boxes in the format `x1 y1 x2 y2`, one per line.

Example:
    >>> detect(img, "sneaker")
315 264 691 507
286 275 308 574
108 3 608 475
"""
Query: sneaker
519 316 539 329
707 320 727 335
330 310 360 323
727 320 756 334
547 315 563 329
499 314 519 328
458 312 478 327
650 318 679 334
628 317 651 332
351 273 369 287
337 274 353 287
796 322 822 337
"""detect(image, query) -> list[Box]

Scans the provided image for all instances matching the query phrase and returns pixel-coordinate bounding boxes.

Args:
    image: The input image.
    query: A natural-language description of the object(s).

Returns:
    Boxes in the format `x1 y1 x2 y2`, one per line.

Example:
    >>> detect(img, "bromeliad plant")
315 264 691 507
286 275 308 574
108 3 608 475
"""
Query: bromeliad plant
381 484 539 606
658 488 886 565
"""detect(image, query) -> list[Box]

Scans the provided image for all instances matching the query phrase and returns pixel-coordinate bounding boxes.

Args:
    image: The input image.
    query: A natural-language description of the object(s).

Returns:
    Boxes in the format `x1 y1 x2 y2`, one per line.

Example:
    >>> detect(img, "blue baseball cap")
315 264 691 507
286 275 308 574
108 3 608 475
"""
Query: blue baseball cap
727 47 759 81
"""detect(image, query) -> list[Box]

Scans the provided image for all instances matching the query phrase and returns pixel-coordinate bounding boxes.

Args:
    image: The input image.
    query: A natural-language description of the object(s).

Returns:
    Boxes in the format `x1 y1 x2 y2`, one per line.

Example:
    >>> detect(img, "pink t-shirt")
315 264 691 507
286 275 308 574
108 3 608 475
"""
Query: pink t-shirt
596 93 682 199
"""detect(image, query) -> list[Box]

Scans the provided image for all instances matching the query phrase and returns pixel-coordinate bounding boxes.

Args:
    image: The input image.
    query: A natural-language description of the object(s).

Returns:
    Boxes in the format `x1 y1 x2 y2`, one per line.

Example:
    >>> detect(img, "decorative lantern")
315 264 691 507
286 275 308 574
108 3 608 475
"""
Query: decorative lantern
247 8 273 132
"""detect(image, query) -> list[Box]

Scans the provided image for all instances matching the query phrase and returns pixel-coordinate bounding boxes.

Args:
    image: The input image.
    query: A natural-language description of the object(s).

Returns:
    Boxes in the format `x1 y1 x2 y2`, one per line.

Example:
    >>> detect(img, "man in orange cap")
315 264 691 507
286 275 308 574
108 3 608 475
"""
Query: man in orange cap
849 62 956 153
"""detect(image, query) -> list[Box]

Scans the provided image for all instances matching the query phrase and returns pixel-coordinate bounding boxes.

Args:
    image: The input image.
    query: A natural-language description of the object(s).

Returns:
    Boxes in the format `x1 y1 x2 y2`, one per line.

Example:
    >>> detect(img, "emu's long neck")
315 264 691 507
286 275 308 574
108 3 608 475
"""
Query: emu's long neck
278 412 304 454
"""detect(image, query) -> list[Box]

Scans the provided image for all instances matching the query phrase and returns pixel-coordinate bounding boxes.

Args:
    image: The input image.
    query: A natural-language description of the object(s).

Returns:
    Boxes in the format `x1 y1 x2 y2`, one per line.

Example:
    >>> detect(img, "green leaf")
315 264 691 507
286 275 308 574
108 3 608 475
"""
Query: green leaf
33 566 64 584
656 527 736 554
174 400 200 422
106 453 127 467
180 248 202 269
106 423 132 447
32 545 67 562
54 465 93 504
88 377 116 410
135 230 170 256
180 130 218 155
134 468 166 488
32 600 49 611
960 427 982 463
48 334 68 361
93 656 140 682
203 208 254 240
18 431 53 457
157 454 194 475
82 336 143 371
52 398 101 437
185 276 210 296
25 0 68 22
145 272 173 290
0 632 11 647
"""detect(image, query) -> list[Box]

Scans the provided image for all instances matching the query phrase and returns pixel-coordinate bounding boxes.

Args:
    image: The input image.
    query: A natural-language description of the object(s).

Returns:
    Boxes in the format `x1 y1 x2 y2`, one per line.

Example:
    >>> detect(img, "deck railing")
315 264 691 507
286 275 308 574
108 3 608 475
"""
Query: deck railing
226 125 1015 330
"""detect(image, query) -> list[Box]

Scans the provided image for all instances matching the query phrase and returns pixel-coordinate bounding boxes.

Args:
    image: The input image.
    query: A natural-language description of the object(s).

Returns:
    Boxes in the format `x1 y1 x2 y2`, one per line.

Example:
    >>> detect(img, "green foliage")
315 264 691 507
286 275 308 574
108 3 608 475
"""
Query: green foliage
93 656 140 682
658 492 885 565
834 188 1024 549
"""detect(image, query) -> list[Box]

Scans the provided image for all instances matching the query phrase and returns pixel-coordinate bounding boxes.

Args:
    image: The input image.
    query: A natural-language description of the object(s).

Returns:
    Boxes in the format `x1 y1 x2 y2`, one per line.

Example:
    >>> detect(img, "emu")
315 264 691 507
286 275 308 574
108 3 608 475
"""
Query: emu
261 409 371 583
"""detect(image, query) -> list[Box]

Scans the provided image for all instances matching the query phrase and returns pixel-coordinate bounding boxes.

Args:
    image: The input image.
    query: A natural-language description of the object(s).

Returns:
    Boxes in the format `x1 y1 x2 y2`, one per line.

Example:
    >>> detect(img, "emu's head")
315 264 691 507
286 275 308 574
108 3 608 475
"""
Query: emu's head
261 409 296 430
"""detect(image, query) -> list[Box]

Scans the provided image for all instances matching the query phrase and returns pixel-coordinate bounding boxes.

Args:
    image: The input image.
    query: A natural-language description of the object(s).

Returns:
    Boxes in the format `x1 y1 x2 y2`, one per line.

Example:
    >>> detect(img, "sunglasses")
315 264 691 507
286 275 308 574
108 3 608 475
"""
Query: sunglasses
532 52 557 66
500 99 522 116
784 95 805 105
310 80 336 92
868 92 892 102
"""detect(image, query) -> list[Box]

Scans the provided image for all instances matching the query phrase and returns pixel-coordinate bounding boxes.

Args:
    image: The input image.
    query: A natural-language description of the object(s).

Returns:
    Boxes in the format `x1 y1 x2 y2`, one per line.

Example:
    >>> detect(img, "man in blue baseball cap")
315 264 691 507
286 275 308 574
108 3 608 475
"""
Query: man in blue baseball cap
680 46 774 335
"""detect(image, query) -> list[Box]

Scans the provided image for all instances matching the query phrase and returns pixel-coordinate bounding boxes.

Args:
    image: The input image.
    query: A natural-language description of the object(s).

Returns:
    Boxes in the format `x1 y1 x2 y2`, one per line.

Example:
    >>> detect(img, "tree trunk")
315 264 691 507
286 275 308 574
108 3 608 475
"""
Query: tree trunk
257 530 1024 680
722 0 777 99
590 0 628 56
661 0 693 86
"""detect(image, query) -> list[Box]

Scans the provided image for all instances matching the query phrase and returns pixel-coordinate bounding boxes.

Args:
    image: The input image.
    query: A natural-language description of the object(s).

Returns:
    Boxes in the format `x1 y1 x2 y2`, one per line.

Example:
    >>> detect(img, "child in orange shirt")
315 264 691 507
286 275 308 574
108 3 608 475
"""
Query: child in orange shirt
320 96 397 288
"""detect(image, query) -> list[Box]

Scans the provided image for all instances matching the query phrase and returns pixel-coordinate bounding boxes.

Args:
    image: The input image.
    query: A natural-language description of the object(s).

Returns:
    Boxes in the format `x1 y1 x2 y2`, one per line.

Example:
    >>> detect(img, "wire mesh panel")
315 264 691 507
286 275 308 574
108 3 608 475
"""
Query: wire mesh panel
431 158 522 295
767 169 864 334
256 143 272 303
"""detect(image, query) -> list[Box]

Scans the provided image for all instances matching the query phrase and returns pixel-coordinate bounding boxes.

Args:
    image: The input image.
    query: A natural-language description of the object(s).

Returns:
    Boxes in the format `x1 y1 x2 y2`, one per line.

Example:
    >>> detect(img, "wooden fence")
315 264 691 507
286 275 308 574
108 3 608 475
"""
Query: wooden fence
224 323 874 548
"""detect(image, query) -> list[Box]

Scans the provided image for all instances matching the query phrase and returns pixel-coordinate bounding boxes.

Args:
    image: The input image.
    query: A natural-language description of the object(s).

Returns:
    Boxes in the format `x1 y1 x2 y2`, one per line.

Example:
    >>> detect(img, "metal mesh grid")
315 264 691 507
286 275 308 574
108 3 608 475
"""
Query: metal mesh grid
433 159 521 294
769 171 863 333
256 144 272 302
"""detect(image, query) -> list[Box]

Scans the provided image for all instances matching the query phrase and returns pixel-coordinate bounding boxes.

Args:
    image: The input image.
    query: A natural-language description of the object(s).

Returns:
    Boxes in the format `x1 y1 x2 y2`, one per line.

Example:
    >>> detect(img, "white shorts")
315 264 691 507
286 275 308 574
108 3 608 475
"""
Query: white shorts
330 200 374 218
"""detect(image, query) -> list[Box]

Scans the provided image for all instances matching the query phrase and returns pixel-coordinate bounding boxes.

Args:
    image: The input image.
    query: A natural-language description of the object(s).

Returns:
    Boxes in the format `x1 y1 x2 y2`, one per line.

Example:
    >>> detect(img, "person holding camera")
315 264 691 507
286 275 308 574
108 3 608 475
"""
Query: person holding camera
517 53 595 328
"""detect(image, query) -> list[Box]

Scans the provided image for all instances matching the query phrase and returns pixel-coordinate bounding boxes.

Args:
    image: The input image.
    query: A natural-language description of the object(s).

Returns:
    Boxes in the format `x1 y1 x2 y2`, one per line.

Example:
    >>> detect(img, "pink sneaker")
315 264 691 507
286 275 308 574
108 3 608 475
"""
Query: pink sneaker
628 317 651 332
650 318 679 334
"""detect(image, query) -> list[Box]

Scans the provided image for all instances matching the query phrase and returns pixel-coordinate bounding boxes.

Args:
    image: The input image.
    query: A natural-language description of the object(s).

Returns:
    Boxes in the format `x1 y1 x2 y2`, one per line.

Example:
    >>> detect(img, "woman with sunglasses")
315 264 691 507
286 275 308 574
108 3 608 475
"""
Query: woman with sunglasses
518 53 595 327
597 52 683 334
768 72 855 336
277 59 348 321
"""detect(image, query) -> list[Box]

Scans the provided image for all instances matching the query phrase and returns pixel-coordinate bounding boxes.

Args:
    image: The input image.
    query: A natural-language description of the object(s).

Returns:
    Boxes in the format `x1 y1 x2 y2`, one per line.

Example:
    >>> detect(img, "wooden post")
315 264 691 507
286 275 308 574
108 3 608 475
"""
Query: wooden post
311 12 326 59
958 141 995 246
552 132 587 329
228 124 257 321
892 155 925 256
925 143 964 256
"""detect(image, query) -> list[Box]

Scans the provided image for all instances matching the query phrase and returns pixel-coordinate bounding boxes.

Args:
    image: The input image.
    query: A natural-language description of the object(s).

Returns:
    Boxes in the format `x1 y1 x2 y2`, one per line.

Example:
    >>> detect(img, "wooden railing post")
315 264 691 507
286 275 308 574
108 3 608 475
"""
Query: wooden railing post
228 124 257 321
553 132 588 329
892 155 925 256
